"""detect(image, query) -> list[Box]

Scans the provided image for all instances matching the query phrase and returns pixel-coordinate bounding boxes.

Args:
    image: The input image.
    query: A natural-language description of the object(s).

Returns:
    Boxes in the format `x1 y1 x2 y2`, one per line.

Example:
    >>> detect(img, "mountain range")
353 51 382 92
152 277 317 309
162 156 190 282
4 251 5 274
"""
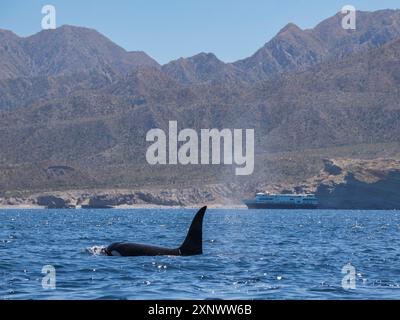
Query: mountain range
0 25 159 80
1 9 400 206
163 10 400 84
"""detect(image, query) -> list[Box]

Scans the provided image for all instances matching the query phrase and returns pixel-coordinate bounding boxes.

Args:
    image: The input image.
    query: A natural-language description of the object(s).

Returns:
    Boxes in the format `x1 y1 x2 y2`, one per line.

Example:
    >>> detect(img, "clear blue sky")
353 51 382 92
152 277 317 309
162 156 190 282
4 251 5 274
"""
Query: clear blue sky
0 0 399 64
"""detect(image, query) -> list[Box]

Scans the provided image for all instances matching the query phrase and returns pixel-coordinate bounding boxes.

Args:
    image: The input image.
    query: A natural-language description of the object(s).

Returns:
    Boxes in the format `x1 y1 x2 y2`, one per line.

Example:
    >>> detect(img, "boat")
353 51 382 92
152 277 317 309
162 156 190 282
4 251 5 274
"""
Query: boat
243 192 318 209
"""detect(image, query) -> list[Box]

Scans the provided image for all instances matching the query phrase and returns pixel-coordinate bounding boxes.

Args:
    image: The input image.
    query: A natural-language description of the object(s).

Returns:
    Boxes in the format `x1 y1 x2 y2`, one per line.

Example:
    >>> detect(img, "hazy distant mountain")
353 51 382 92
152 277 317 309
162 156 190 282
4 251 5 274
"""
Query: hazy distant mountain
234 9 400 80
252 37 400 151
162 52 245 85
0 29 32 79
1 35 400 164
162 9 400 84
0 25 159 80
233 23 327 80
1 10 400 194
108 67 180 97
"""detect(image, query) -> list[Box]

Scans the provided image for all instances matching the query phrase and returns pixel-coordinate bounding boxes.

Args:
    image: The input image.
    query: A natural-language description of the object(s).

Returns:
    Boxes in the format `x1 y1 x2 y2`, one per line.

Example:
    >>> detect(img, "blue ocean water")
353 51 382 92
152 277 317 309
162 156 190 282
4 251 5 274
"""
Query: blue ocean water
1 208 400 300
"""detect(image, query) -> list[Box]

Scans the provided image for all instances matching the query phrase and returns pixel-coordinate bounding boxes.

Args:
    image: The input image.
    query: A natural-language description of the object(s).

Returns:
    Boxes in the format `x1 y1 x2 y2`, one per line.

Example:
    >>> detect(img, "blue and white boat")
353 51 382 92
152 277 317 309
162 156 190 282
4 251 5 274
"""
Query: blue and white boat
244 192 318 209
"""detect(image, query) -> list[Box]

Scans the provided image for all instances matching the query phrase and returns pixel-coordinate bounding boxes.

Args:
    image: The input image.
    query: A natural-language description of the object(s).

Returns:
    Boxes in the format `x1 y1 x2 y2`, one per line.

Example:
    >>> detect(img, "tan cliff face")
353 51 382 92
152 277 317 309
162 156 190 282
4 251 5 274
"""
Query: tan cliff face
314 159 400 209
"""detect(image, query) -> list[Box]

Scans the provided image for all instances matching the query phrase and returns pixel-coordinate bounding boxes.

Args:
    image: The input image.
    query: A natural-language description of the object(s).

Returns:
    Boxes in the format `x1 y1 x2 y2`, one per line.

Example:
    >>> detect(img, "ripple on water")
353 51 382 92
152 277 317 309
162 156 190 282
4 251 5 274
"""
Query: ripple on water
1 209 400 299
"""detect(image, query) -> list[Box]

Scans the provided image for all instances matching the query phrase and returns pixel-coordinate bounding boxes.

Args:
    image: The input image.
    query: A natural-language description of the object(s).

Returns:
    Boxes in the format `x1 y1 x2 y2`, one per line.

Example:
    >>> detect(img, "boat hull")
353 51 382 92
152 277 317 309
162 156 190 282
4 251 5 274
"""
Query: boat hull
244 202 318 209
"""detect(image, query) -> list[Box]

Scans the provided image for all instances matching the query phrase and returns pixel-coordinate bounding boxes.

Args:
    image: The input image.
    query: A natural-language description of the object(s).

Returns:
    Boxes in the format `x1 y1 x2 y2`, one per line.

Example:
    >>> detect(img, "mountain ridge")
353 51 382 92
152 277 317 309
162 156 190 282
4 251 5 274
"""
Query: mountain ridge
2 9 400 84
0 25 160 80
1 9 400 204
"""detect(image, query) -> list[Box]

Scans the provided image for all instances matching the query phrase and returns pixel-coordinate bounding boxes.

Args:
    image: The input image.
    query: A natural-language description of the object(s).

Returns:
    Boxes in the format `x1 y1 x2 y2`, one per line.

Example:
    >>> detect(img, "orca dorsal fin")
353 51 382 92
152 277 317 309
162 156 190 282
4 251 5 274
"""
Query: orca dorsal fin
179 206 207 256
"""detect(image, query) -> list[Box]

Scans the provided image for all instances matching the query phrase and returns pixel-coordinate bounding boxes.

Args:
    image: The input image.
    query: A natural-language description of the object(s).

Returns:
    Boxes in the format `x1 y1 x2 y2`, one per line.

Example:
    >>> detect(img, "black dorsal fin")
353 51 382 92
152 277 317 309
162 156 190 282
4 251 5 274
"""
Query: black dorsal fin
179 206 207 256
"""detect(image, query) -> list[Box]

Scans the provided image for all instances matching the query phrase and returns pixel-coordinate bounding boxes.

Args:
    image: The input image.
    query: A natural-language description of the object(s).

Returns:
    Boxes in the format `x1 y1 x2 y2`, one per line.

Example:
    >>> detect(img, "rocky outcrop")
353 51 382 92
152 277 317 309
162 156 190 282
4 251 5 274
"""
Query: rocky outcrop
316 171 400 209
314 159 400 209
322 159 343 176
36 195 74 209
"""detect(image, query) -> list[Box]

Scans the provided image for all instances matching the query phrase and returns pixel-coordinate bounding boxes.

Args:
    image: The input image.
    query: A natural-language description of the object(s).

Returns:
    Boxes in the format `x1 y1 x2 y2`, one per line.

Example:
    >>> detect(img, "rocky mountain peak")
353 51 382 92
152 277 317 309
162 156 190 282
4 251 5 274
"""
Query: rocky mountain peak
277 22 303 35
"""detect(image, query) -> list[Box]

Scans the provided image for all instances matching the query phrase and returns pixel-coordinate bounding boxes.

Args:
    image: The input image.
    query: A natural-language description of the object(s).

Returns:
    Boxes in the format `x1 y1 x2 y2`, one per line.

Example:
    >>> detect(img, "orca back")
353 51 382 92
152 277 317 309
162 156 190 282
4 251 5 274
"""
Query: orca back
106 206 208 257
106 242 179 256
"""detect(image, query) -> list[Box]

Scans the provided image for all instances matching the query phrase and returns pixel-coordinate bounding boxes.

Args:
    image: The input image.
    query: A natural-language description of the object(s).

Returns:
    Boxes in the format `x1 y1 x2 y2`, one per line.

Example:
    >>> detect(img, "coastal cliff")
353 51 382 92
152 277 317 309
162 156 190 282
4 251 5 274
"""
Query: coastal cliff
1 158 399 209
0 184 243 208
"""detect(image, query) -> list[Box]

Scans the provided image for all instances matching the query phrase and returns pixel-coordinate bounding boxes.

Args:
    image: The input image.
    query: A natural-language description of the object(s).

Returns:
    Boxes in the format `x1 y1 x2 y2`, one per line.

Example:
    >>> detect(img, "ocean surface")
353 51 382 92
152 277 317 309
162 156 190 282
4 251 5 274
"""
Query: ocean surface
1 208 400 300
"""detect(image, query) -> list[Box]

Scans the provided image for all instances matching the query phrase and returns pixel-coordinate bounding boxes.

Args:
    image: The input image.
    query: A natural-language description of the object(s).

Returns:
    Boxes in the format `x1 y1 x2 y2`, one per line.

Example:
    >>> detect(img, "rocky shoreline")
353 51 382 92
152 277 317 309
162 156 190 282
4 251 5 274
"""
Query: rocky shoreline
1 158 400 210
0 184 245 209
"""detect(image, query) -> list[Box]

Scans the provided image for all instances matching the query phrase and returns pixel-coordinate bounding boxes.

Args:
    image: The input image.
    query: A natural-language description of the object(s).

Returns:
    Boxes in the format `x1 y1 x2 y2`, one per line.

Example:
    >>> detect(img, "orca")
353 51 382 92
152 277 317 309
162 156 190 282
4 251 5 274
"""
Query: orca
105 206 207 257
